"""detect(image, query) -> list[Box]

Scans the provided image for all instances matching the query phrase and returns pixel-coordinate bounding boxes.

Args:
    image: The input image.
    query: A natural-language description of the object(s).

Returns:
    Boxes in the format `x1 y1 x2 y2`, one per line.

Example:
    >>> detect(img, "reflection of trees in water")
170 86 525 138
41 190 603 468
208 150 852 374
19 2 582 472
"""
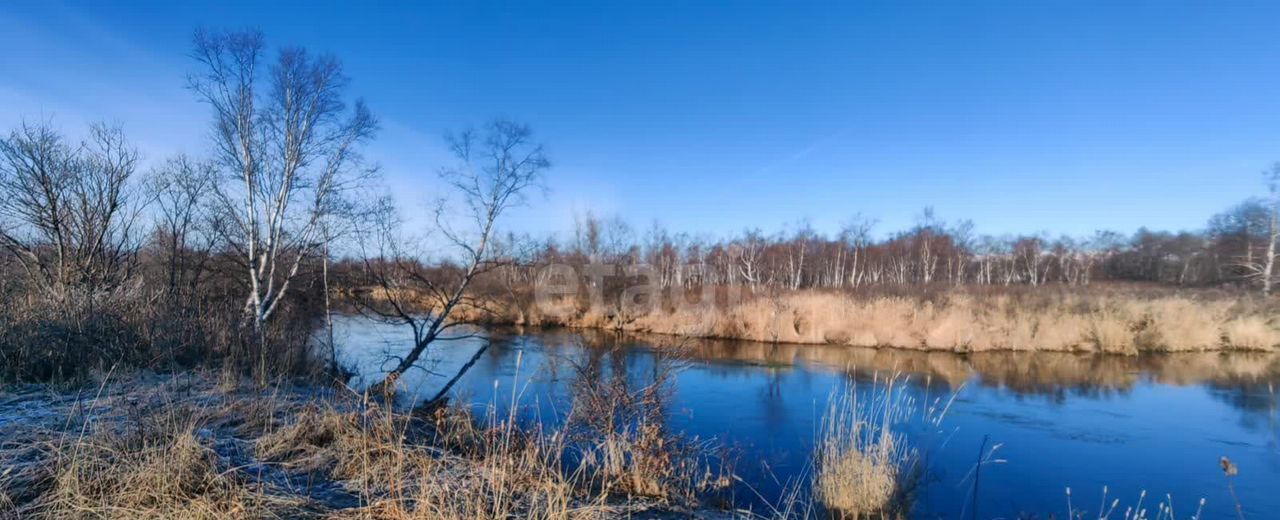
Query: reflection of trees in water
585 330 1280 399
967 353 1140 402
758 369 790 434
966 352 1280 426
1206 381 1278 439
493 326 1280 436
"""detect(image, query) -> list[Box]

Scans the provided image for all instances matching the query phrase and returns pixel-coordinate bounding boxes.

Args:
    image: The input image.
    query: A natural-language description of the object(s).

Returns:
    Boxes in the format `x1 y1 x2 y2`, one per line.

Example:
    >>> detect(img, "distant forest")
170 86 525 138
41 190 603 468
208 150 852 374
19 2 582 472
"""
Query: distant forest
479 191 1279 294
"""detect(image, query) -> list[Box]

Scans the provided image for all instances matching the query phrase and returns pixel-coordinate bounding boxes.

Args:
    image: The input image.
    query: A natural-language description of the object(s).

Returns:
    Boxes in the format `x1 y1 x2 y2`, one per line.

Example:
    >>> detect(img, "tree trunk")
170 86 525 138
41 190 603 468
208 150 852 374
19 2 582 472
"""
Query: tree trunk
1263 214 1277 296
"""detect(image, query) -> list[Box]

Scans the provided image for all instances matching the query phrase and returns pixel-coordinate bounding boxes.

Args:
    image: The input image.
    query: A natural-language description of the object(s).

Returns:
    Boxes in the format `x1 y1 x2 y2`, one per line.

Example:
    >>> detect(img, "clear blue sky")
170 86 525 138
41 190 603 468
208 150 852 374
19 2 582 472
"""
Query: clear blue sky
2 1 1278 240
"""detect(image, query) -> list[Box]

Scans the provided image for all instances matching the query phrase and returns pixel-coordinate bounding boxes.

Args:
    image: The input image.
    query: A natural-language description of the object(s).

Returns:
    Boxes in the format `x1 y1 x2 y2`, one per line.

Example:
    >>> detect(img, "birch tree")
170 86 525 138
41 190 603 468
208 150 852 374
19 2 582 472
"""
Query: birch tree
187 29 376 332
734 229 766 291
840 215 875 288
1249 164 1280 295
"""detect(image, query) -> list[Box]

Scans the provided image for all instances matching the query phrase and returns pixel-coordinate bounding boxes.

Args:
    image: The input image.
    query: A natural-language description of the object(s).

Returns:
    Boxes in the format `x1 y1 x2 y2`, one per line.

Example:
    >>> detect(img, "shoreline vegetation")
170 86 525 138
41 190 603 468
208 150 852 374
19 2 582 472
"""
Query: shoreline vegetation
421 286 1280 355
0 368 829 519
1 372 723 519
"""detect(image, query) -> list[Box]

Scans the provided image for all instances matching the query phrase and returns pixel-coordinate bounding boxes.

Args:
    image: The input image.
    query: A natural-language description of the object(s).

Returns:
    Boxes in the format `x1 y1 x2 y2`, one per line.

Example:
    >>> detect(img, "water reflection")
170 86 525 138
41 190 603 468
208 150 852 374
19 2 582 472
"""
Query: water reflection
567 328 1280 408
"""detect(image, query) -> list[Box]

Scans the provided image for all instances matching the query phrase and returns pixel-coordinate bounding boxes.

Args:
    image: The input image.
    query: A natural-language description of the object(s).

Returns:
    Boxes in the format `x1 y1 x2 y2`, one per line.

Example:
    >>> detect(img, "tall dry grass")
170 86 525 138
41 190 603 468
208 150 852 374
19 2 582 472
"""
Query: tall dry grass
41 428 297 519
261 401 602 520
0 372 685 519
5 393 309 519
561 349 731 505
248 350 723 519
816 409 906 518
813 375 944 519
537 289 1280 355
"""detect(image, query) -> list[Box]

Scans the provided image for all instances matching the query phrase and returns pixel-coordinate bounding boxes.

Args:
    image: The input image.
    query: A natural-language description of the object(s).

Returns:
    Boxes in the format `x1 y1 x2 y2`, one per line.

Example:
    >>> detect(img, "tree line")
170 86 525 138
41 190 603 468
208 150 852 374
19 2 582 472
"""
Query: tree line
495 187 1280 296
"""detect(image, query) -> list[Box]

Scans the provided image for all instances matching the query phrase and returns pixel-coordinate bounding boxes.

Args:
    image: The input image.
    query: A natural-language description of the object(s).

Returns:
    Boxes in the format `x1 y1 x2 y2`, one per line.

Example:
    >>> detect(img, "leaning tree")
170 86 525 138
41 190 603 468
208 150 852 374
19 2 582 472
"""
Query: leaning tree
357 119 548 403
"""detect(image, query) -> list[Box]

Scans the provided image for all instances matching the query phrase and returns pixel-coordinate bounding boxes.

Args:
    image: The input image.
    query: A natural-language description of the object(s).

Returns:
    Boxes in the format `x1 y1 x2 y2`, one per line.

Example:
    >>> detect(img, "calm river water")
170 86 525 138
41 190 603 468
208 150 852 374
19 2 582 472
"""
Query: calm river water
332 315 1278 519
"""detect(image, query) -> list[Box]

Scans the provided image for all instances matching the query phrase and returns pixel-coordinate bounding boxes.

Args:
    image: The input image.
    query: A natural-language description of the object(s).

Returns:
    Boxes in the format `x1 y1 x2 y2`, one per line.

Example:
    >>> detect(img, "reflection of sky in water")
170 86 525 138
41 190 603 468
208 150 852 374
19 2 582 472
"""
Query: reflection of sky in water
332 316 1280 519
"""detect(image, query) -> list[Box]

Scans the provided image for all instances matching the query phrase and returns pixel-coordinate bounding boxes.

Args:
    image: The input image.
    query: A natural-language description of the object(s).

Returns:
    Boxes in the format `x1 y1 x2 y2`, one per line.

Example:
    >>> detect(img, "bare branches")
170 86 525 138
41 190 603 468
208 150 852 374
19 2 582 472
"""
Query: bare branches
1246 163 1280 295
359 119 549 394
188 28 377 328
0 121 143 299
146 155 219 295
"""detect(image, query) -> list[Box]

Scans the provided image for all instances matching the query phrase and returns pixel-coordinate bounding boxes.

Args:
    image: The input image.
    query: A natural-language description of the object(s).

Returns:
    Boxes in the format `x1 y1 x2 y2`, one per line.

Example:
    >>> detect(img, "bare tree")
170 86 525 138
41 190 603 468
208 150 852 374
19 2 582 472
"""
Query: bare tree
573 210 603 262
733 228 766 291
359 119 548 401
840 215 875 288
785 220 813 290
146 155 218 296
1014 235 1046 286
946 219 975 286
0 122 143 301
187 29 377 333
1247 164 1280 295
915 207 940 285
1208 199 1269 281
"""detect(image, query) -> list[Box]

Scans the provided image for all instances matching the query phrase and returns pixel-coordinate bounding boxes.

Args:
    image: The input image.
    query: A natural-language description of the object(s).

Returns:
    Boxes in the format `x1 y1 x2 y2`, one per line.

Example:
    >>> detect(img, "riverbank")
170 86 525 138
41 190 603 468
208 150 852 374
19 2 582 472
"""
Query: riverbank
499 287 1280 354
0 372 742 519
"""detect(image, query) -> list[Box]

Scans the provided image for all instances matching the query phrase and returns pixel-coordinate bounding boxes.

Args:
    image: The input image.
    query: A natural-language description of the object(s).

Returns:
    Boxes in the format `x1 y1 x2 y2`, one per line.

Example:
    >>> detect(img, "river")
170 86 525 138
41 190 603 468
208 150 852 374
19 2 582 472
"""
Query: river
331 315 1279 519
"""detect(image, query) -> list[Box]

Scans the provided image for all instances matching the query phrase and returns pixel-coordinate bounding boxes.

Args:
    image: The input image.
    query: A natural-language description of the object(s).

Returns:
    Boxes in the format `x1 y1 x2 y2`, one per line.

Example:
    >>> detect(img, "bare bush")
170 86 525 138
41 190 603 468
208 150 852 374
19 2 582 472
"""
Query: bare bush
0 122 144 301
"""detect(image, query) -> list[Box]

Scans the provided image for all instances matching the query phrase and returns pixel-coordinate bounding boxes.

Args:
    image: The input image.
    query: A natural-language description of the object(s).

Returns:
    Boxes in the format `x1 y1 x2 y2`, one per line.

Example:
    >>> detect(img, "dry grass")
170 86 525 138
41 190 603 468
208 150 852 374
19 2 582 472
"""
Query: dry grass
572 405 726 506
561 348 732 505
243 391 593 519
813 377 926 520
816 433 902 518
0 371 713 520
1133 299 1232 352
1085 311 1137 354
305 405 600 520
41 431 283 519
243 356 721 519
255 402 428 495
540 289 1280 355
14 403 308 519
1223 316 1280 351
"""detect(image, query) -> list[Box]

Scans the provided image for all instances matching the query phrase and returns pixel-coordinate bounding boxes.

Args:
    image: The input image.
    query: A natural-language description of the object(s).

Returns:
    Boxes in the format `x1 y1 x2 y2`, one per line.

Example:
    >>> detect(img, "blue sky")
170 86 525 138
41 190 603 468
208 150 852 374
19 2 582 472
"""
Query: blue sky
2 1 1278 240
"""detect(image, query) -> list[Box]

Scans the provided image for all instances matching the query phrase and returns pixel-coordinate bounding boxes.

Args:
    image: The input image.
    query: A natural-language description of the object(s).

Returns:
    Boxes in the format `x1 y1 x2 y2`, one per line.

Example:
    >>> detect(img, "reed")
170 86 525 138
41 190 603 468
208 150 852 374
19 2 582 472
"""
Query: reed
813 374 951 519
532 288 1279 354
